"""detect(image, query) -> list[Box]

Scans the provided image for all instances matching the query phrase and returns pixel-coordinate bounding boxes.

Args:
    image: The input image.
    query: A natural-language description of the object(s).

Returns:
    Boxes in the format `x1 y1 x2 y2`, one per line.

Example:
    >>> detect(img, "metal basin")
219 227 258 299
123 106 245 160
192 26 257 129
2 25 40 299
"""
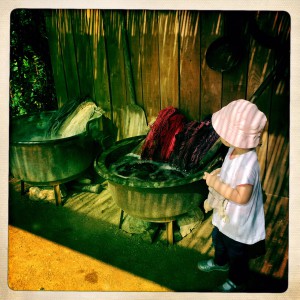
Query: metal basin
10 111 99 185
94 135 224 221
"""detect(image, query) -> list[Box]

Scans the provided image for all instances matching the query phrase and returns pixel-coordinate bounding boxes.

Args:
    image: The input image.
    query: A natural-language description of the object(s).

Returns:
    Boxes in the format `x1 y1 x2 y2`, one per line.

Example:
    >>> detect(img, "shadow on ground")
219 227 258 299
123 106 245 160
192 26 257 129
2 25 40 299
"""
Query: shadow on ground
8 181 287 293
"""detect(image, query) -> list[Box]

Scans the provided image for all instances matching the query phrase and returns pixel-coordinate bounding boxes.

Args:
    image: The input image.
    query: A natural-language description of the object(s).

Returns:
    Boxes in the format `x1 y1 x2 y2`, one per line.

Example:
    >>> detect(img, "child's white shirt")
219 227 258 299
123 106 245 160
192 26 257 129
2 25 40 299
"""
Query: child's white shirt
212 147 266 244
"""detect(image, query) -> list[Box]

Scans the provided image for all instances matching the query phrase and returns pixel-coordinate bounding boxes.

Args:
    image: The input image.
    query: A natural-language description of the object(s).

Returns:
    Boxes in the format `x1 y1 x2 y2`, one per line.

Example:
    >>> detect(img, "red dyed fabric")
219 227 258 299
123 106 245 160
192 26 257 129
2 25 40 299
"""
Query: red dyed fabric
141 106 186 162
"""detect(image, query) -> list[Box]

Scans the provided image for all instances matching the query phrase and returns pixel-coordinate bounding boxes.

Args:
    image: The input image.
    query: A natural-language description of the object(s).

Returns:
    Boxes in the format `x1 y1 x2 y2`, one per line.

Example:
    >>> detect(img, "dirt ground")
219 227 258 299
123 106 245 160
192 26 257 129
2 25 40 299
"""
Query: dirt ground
8 225 171 292
7 177 288 294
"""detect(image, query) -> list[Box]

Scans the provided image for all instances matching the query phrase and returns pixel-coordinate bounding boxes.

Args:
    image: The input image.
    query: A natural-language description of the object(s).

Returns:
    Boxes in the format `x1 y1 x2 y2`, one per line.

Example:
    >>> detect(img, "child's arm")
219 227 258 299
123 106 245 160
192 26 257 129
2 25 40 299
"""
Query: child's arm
203 171 253 205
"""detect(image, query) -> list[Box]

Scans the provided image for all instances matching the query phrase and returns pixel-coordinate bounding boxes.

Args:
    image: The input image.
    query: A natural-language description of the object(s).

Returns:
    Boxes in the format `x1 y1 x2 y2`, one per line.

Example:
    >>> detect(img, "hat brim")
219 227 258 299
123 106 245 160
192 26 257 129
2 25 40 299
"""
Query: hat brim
212 106 264 149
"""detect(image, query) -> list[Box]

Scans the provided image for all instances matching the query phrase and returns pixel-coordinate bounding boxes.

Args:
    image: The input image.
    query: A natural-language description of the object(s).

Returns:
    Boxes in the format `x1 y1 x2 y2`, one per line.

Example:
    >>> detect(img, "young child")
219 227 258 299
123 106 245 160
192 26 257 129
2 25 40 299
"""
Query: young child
198 99 267 292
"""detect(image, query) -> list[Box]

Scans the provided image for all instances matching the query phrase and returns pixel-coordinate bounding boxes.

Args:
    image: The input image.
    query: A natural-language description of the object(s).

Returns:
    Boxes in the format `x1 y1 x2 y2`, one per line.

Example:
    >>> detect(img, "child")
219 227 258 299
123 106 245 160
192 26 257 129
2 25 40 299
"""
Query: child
198 99 267 292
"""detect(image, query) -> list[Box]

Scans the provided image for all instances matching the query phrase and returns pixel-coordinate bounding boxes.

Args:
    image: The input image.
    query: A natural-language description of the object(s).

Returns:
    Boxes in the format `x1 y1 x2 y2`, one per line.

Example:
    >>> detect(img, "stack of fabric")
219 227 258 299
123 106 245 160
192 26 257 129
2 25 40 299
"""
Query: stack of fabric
46 97 104 139
170 118 219 172
140 106 219 173
141 106 186 162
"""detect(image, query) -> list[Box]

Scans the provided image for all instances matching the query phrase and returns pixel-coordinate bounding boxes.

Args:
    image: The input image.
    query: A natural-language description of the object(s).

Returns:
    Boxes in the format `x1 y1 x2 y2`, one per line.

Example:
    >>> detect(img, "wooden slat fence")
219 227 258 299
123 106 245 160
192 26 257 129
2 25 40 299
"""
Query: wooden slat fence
44 10 290 198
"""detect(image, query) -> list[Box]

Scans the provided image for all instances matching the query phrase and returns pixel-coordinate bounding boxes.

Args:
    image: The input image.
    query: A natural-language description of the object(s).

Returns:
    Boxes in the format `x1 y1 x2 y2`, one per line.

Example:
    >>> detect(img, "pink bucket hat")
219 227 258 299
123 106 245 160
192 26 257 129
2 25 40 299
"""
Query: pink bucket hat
212 99 267 149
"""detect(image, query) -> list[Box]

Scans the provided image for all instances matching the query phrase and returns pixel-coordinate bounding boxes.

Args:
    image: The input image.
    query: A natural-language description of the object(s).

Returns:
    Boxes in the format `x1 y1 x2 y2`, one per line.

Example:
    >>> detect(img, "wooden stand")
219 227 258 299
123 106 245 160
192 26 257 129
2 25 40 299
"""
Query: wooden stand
53 184 62 206
20 180 62 206
166 221 174 245
119 209 174 245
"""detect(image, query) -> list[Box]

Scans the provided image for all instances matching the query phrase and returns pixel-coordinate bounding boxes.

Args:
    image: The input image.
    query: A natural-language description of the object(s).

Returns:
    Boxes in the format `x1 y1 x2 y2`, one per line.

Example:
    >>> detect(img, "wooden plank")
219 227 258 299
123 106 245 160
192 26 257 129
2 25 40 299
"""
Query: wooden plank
262 115 289 197
140 10 161 124
103 11 127 108
158 11 179 109
179 11 201 121
126 11 143 109
259 13 290 197
246 41 273 180
103 10 128 140
221 12 248 106
200 11 223 119
117 10 149 139
44 10 68 108
71 10 95 101
57 10 80 102
249 194 288 280
88 10 111 112
246 11 284 180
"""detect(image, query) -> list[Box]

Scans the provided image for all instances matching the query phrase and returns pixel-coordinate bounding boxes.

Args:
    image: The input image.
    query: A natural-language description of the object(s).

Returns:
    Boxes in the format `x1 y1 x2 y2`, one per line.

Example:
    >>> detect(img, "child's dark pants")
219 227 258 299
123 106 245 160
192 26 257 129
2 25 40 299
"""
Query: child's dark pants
212 226 250 285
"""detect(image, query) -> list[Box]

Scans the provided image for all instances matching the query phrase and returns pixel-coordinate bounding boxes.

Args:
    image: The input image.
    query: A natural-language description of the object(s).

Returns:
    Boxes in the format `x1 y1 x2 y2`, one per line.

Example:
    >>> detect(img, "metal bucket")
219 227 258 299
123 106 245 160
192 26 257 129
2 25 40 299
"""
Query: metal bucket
94 135 224 221
10 111 100 185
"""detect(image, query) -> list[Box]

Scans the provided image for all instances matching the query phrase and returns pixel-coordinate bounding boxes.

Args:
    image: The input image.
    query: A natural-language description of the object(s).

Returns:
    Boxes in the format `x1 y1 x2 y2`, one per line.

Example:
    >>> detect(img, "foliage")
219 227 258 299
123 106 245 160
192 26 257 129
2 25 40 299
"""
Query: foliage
10 9 57 117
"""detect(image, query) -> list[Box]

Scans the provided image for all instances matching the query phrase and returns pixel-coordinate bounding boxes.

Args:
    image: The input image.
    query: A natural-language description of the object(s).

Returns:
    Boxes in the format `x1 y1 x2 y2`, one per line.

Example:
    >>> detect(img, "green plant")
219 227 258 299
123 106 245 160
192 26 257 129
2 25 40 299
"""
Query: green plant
10 9 57 117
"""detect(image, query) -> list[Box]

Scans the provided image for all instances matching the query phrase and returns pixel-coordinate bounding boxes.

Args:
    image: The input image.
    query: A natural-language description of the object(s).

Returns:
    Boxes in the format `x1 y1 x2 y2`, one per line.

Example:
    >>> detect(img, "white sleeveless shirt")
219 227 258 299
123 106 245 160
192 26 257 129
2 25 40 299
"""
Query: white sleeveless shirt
212 147 266 245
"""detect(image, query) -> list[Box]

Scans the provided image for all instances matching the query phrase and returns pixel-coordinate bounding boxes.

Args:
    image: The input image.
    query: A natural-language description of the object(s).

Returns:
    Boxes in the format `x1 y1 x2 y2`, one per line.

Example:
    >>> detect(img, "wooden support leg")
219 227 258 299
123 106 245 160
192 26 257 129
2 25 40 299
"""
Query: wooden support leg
53 184 62 206
166 221 174 245
119 210 124 229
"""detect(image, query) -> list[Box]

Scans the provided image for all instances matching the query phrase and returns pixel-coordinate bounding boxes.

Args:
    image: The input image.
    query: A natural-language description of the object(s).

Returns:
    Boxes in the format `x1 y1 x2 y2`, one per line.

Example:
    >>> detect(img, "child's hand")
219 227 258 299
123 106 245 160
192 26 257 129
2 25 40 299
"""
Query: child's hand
212 168 221 176
203 171 219 188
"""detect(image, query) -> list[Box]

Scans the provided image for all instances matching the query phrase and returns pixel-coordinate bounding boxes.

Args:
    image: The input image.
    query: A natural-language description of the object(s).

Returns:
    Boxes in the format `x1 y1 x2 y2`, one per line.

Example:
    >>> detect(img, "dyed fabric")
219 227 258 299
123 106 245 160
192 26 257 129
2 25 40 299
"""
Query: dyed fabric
170 119 219 172
189 124 219 171
170 121 202 170
141 106 186 162
141 107 219 173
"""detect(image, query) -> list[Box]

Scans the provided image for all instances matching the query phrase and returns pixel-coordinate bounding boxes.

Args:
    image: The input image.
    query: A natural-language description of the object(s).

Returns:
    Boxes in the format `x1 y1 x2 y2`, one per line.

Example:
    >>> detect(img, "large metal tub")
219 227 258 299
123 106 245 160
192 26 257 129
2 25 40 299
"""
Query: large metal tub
94 135 223 222
10 111 100 204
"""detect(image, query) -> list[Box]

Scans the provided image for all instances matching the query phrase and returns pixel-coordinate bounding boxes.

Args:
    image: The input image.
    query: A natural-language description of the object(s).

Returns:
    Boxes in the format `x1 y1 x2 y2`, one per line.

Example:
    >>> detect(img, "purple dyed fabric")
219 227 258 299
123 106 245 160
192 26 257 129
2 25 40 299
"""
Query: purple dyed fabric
170 119 219 172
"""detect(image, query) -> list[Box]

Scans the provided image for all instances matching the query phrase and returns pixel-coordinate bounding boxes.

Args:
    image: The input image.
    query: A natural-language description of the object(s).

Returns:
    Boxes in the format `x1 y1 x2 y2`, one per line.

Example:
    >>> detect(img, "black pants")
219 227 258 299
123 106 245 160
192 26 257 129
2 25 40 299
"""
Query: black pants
212 227 250 285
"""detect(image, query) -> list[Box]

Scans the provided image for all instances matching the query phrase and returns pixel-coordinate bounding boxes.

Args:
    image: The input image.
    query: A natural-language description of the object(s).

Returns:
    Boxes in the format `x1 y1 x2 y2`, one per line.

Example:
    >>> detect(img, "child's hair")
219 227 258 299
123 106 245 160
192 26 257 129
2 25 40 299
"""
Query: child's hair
212 99 267 149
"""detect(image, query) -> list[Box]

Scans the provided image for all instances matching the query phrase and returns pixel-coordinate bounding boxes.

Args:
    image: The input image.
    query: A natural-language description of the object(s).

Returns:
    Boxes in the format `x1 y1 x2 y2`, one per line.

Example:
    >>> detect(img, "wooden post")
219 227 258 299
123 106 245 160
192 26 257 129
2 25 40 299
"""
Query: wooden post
166 221 174 245
53 184 62 206
119 209 124 229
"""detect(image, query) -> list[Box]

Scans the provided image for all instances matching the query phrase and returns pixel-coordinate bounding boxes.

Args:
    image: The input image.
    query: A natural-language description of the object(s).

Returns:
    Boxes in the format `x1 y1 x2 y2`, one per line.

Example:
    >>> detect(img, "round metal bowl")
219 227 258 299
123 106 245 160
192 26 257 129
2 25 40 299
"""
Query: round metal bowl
10 111 98 185
94 135 223 221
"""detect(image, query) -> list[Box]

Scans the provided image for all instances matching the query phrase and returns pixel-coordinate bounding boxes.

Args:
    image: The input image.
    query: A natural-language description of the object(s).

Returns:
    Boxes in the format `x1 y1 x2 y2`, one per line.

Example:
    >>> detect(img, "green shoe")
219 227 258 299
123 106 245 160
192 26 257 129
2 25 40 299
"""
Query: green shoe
213 279 247 292
197 258 229 272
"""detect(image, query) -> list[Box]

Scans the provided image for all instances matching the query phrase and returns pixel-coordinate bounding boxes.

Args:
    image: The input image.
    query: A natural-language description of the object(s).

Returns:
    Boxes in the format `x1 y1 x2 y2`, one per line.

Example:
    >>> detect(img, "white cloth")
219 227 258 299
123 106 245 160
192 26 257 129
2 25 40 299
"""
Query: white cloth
212 147 266 245
204 187 229 223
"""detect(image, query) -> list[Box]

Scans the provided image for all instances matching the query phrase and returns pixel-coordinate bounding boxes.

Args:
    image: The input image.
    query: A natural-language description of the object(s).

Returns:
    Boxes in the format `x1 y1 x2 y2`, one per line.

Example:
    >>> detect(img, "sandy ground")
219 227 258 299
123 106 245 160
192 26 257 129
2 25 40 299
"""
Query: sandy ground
8 225 170 292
